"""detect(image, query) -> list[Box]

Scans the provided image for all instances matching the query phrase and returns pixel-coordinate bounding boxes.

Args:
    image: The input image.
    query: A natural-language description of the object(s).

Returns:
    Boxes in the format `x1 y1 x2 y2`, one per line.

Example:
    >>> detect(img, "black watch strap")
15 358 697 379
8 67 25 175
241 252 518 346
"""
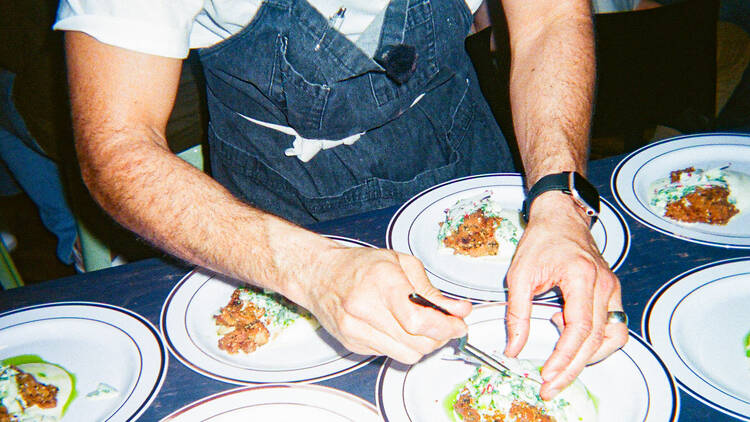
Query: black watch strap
521 171 600 226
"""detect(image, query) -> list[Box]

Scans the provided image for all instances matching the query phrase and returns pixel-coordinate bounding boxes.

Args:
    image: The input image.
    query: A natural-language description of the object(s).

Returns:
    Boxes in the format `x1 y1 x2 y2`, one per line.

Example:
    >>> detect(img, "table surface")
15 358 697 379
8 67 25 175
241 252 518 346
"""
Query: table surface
1 154 747 421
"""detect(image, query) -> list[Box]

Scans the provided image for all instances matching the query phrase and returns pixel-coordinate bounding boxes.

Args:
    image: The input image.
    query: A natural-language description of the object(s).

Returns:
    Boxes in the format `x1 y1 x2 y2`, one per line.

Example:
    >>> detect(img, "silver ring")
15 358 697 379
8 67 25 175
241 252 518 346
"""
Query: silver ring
607 310 628 325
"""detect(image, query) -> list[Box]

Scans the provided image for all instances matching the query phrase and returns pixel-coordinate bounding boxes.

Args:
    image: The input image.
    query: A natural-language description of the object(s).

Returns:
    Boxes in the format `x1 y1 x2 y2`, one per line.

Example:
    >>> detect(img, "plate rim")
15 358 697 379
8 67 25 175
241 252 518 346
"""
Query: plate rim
0 301 169 422
376 301 679 422
159 235 377 385
642 256 750 421
611 132 750 249
159 382 381 421
386 173 630 302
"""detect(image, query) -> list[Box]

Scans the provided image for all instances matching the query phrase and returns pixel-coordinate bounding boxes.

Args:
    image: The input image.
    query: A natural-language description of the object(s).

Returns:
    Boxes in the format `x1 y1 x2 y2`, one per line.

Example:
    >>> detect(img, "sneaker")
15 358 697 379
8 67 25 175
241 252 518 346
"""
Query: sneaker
1 231 17 252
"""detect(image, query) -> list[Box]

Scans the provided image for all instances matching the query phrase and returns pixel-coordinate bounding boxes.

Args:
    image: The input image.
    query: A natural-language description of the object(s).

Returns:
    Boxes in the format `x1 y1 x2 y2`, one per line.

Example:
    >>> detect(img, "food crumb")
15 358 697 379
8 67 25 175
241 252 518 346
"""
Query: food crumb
86 382 119 400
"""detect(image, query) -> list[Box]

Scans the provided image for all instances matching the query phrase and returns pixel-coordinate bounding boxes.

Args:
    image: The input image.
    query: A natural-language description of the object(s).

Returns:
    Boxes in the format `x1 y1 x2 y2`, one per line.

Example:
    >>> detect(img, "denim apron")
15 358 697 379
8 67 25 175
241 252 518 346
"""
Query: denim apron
199 0 514 224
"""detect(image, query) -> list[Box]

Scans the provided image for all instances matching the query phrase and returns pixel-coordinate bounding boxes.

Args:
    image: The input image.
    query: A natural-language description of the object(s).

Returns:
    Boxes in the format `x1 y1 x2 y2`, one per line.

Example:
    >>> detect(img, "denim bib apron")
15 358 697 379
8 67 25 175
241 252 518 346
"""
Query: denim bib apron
199 0 514 224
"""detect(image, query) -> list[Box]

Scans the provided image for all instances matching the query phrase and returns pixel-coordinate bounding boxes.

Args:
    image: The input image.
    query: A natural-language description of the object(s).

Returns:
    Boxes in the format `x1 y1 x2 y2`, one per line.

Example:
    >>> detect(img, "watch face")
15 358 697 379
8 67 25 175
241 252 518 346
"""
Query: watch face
571 172 600 216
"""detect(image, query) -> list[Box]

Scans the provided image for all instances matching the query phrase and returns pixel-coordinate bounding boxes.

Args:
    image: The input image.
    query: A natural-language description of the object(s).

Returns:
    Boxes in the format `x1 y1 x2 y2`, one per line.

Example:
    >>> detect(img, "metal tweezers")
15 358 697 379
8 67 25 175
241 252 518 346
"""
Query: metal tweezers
408 293 538 382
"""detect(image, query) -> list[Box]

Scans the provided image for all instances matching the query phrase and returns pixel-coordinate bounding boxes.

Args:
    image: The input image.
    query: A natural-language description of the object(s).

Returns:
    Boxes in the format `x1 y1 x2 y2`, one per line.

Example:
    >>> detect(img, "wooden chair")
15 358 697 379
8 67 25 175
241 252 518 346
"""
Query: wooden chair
465 0 720 155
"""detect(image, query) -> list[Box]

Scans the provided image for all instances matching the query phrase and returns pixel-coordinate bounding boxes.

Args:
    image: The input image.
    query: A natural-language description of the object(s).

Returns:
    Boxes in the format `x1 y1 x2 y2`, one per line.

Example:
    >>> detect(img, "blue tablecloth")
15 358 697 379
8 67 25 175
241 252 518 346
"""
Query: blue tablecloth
1 155 747 421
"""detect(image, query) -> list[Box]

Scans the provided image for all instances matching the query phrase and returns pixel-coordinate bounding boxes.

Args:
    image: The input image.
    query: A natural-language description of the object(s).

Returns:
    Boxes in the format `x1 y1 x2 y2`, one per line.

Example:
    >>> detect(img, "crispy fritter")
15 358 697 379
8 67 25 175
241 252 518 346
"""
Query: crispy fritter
508 400 555 422
215 289 271 354
670 166 695 183
453 393 506 422
664 185 739 225
442 210 503 257
15 369 58 409
453 392 556 422
0 405 10 422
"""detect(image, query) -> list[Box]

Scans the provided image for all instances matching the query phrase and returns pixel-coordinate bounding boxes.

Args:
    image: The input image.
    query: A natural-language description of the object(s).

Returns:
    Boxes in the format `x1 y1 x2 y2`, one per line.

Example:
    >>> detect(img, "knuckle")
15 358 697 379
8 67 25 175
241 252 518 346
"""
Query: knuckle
613 328 629 348
336 313 359 337
401 312 426 335
399 350 423 365
588 329 605 347
571 319 593 336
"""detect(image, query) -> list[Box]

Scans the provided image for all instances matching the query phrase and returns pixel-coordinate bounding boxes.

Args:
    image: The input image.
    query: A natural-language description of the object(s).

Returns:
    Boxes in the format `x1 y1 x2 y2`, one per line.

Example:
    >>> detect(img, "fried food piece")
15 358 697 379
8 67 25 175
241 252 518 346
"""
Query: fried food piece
217 322 270 354
453 392 556 422
442 210 503 257
670 166 695 183
664 185 739 225
15 369 58 409
215 289 271 354
0 405 10 422
453 393 506 422
508 400 555 422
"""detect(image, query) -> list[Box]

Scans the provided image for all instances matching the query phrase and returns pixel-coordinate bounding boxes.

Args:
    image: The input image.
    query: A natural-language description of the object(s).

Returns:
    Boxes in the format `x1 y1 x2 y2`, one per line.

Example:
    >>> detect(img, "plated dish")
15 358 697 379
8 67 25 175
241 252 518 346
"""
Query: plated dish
643 257 750 421
160 383 382 421
612 133 750 248
0 302 168 422
387 174 630 302
377 303 679 422
160 235 376 384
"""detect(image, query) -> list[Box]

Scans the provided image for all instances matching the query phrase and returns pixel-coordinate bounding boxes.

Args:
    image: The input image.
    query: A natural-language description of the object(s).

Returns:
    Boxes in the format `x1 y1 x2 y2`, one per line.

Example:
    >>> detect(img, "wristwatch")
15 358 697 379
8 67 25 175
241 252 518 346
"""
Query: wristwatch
521 171 600 226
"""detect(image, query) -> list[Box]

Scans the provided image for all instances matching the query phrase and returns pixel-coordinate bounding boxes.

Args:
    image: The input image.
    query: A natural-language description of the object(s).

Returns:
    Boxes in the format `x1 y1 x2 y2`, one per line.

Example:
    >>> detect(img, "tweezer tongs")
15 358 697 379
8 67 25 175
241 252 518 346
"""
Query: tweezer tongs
408 293 540 383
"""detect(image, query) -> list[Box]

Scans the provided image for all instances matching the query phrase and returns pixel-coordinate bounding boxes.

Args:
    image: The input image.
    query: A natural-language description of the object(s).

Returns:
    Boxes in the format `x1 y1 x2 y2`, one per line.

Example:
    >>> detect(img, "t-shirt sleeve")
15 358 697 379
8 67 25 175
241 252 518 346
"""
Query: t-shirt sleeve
53 0 203 59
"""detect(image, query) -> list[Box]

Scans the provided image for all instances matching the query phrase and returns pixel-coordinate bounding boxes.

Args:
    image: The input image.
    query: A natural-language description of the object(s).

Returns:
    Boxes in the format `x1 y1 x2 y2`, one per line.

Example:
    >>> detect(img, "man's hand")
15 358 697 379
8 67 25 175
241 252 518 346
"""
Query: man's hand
504 192 628 400
296 246 472 364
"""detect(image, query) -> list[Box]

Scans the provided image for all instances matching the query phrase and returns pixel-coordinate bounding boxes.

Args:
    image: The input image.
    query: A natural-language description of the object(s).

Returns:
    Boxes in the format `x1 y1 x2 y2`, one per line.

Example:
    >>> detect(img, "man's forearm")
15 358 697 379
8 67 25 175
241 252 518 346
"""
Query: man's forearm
65 32 335 307
504 0 595 186
77 125 335 303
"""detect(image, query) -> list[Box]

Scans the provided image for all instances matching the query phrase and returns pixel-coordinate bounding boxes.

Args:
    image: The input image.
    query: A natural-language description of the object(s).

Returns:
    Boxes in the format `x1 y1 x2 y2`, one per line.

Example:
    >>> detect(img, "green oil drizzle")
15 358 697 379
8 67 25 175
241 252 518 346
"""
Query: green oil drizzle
443 383 464 422
2 354 78 414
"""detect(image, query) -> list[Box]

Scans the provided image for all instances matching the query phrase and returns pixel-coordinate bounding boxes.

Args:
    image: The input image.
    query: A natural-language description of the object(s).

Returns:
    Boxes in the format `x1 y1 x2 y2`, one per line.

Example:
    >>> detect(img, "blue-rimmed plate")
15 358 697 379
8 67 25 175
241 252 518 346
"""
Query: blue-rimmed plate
612 133 750 248
378 302 679 421
160 235 376 384
643 257 750 421
0 302 168 421
160 383 382 421
387 173 630 302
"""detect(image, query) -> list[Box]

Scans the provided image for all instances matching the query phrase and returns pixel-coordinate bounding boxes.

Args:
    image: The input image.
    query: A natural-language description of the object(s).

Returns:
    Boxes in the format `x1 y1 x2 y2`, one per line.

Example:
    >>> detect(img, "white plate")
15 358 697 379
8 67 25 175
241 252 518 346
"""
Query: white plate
612 133 750 248
0 302 168 421
160 235 376 384
160 383 382 421
378 302 678 421
386 173 630 302
643 257 750 420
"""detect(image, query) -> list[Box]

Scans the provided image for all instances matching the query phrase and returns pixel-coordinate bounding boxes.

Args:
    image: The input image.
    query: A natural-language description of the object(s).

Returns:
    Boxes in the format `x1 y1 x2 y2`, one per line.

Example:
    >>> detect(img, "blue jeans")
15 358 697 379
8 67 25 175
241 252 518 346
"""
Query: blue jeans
0 71 76 265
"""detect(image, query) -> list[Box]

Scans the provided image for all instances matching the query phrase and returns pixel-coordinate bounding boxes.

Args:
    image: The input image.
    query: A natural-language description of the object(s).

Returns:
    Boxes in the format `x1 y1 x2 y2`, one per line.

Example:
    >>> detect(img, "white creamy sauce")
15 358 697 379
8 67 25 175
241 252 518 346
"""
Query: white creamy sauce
647 167 750 223
437 191 524 262
0 363 73 422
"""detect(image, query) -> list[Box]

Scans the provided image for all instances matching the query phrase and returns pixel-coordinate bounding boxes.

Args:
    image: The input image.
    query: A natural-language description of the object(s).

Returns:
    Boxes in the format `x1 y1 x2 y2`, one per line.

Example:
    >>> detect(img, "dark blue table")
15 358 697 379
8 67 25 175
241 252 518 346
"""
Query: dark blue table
1 155 747 421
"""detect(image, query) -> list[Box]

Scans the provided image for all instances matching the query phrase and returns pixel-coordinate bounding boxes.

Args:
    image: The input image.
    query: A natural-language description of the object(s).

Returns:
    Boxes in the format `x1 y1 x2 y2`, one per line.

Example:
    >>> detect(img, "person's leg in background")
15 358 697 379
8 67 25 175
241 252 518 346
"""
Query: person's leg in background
0 71 76 266
0 126 76 265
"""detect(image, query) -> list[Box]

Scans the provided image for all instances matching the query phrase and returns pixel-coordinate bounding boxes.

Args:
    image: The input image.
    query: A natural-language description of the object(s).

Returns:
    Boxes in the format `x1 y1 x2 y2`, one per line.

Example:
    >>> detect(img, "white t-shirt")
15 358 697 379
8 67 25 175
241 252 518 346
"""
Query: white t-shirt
54 0 484 59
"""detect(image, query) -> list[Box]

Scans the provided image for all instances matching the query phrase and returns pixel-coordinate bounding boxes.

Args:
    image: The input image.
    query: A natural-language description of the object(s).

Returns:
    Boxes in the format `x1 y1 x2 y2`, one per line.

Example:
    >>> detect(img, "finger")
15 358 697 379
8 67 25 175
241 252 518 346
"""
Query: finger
550 311 564 334
589 281 629 363
341 280 449 356
336 312 426 364
504 270 535 357
541 270 617 399
539 274 596 383
394 255 470 336
540 293 607 399
588 319 629 364
398 254 471 317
